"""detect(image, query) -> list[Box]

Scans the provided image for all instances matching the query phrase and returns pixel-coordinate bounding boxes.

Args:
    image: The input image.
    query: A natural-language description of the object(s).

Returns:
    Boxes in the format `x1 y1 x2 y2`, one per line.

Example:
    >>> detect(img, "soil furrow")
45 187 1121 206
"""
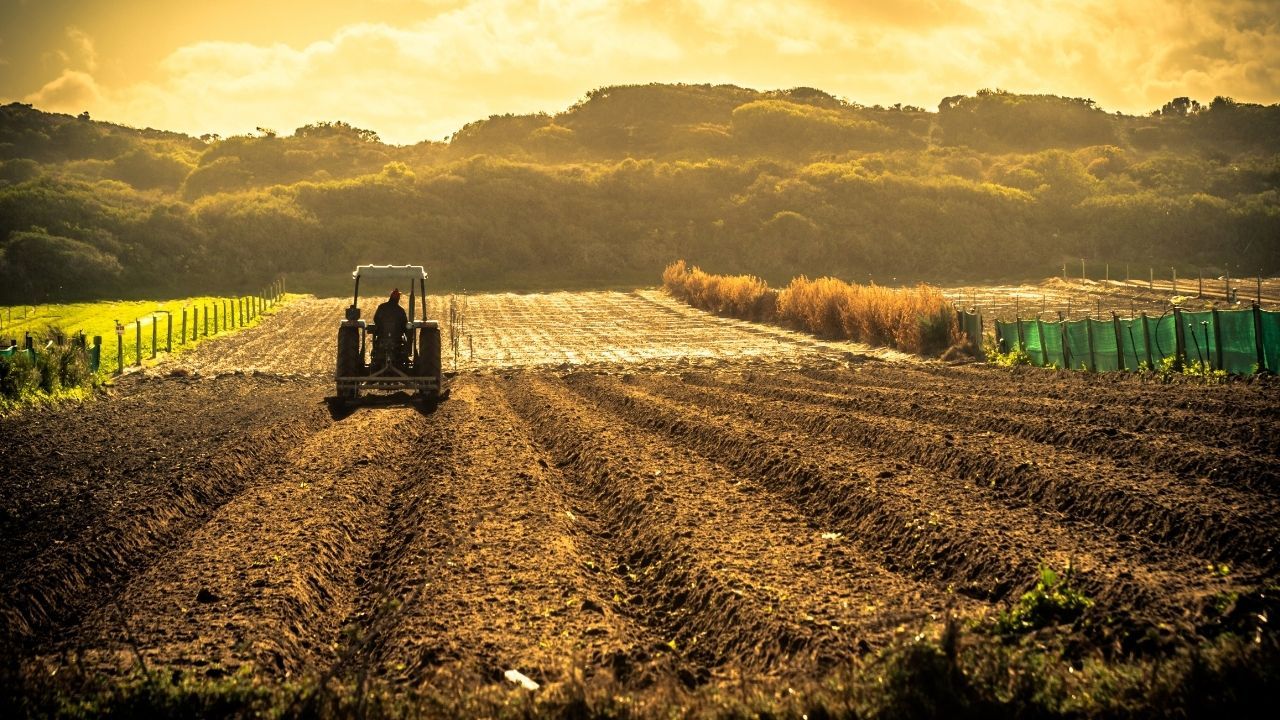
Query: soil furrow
506 374 785 680
781 366 1280 460
507 374 982 676
561 372 1253 636
670 371 1280 530
662 372 1280 562
338 378 677 691
798 364 1280 424
0 378 330 647
47 396 426 678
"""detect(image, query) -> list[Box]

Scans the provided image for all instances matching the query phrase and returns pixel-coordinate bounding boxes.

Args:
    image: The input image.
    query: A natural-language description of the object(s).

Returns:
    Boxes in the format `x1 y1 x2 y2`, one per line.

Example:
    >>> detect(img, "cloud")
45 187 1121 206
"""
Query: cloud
102 0 685 143
24 69 102 112
66 26 97 72
18 0 1280 143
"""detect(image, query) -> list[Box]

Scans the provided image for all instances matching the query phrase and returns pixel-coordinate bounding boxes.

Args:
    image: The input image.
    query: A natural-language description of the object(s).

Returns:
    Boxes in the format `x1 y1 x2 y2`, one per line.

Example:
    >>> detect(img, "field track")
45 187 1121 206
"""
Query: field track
2 291 1277 697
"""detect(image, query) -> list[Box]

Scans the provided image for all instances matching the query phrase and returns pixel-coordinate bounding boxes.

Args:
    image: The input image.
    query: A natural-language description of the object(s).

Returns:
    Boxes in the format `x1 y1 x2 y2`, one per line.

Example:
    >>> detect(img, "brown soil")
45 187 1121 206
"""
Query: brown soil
2 290 1276 696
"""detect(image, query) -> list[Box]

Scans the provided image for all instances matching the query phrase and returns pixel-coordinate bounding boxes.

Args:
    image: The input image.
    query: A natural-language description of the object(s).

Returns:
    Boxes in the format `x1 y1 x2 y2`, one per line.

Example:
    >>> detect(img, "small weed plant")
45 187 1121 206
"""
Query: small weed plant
997 563 1093 635
984 337 1032 368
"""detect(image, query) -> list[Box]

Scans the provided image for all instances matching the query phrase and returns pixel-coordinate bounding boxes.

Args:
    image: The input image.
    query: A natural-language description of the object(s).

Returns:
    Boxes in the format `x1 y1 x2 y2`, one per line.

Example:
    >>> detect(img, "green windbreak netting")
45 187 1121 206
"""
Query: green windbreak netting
1182 311 1216 368
957 310 984 359
1039 321 1064 368
995 320 1017 354
993 309 1269 375
1117 318 1147 369
1262 310 1280 374
1065 320 1091 371
1217 310 1259 375
1089 319 1120 372
1019 320 1046 366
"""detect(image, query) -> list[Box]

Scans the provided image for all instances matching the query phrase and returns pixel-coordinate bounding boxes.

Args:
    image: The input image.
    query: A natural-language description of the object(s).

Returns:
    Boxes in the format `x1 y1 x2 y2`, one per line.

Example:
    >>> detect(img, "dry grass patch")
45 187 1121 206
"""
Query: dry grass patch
663 260 959 355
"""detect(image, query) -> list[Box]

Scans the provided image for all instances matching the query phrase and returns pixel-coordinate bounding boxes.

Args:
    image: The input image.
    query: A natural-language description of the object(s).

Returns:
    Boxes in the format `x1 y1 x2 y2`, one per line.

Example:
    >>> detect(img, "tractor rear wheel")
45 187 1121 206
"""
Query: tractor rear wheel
415 326 443 399
336 326 361 401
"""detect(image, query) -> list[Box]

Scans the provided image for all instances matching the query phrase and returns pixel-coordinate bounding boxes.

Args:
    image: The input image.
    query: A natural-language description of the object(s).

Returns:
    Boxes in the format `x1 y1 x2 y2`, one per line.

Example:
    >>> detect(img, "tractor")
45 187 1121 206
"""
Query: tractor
335 264 445 405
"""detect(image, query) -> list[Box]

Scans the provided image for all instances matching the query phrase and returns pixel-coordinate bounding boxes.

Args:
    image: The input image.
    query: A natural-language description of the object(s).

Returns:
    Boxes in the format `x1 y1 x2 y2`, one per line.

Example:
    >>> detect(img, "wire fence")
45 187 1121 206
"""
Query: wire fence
0 279 286 377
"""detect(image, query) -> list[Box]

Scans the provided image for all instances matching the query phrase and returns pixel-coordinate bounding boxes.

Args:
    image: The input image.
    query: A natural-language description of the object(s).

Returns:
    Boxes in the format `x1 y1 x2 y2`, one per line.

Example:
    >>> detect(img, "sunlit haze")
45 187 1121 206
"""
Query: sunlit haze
2 0 1278 144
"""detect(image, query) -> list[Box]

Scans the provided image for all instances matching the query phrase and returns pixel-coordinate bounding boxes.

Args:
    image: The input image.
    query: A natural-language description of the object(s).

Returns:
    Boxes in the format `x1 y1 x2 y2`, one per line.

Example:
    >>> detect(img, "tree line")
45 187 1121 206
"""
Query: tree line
0 84 1277 302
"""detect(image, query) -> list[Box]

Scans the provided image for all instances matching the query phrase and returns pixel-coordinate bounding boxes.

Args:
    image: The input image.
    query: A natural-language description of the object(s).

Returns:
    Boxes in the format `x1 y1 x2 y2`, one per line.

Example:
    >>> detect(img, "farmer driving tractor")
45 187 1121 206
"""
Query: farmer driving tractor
371 288 409 369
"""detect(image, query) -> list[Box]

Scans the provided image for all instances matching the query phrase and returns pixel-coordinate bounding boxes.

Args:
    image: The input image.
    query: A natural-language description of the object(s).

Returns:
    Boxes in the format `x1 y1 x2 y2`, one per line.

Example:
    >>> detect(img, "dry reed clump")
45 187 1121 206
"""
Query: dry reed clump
662 260 777 322
663 260 959 355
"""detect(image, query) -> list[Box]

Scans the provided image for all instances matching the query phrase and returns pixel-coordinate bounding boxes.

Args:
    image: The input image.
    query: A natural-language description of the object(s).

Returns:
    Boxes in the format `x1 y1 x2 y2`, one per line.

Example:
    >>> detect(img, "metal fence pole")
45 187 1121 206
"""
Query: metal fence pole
135 321 141 366
151 316 158 359
116 324 123 375
1172 267 1177 294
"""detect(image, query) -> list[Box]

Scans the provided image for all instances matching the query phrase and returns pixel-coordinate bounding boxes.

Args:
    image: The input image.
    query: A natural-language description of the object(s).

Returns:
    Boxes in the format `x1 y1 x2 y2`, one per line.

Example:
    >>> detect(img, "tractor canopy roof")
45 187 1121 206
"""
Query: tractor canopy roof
352 265 427 284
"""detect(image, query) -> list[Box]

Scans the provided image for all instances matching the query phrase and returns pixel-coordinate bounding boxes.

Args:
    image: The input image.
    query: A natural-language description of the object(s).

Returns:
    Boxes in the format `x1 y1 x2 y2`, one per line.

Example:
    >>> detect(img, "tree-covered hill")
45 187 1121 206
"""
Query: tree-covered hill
0 84 1277 301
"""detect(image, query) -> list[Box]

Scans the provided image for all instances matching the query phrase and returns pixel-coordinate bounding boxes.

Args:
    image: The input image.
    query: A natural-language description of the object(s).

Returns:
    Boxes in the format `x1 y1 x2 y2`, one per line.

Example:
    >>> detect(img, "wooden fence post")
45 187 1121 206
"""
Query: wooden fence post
1085 318 1097 371
1113 313 1125 371
1173 307 1185 371
1255 303 1266 373
1060 318 1070 370
1212 308 1224 371
166 314 172 353
1036 318 1048 366
135 321 141 366
1141 312 1154 369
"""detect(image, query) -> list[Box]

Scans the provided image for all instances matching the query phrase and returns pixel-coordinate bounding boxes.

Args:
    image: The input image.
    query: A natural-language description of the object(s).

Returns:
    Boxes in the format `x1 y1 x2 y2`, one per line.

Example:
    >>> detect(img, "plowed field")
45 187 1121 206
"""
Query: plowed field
3 291 1277 715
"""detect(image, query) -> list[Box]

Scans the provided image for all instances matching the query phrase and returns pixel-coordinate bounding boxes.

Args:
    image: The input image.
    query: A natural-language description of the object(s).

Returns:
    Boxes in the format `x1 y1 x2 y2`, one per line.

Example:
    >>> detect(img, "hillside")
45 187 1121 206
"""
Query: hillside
1 84 1278 301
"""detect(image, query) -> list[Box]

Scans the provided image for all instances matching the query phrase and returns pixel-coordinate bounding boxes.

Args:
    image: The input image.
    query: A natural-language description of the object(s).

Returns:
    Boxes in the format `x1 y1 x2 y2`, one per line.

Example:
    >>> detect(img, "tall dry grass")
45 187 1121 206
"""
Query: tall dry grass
662 260 778 322
662 260 959 355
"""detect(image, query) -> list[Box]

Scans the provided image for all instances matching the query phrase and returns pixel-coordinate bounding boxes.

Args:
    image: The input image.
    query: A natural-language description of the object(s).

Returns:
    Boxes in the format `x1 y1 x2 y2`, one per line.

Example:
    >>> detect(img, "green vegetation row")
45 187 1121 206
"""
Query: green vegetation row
1 84 1278 301
0 284 286 412
662 260 959 355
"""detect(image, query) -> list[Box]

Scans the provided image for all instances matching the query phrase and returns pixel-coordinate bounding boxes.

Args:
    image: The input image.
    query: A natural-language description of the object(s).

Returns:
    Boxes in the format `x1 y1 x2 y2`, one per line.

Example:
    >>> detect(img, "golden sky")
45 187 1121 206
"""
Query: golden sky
2 0 1277 145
